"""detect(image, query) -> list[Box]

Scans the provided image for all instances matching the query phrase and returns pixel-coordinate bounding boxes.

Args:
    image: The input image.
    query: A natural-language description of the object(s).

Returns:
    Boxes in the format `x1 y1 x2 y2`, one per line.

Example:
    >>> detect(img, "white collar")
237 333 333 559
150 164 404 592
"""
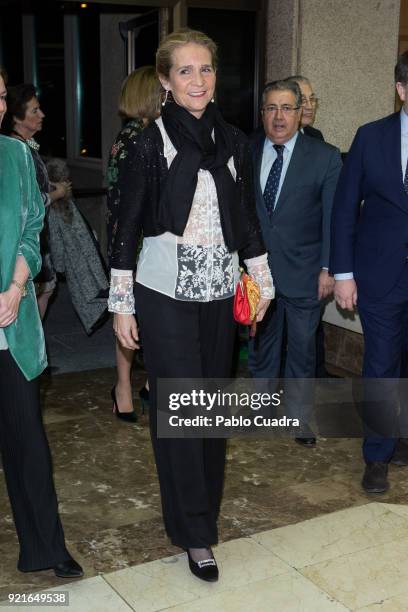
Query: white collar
264 130 299 153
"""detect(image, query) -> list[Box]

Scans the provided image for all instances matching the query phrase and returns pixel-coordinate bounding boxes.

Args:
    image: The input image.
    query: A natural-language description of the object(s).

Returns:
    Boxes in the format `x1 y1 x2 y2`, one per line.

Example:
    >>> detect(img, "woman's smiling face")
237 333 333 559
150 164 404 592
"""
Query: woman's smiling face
160 43 216 119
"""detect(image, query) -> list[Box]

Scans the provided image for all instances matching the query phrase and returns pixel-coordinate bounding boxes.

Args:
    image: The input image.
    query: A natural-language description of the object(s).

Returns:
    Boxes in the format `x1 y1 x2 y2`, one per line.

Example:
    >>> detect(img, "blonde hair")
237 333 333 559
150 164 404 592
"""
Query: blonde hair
118 66 161 121
0 66 7 84
156 28 218 79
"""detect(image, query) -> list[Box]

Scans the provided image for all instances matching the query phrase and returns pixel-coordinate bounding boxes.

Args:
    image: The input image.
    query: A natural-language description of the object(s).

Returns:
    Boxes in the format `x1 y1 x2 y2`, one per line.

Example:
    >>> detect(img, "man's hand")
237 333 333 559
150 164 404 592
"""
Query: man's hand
0 285 23 327
334 279 358 311
113 313 140 350
318 270 335 300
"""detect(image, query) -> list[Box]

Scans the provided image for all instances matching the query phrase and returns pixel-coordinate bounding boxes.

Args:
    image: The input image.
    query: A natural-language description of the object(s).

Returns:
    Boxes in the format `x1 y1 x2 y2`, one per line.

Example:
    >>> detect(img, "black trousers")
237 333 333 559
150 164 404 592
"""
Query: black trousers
135 283 236 549
0 351 71 571
248 292 321 425
278 312 326 377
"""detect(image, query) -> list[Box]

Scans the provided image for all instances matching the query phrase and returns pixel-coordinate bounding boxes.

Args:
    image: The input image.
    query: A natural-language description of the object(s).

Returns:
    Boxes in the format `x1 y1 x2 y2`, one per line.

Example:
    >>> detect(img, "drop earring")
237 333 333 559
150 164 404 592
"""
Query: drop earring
162 89 169 107
211 97 215 103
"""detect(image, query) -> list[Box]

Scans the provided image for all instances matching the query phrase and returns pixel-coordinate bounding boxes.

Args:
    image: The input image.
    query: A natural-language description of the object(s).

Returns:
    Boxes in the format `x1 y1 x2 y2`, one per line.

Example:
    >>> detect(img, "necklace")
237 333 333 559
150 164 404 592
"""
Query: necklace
11 130 40 151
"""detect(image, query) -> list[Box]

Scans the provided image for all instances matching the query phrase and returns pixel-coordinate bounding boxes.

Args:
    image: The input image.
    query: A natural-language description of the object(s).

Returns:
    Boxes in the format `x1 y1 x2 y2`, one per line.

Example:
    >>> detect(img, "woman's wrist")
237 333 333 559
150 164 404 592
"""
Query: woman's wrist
9 279 26 297
108 268 135 314
244 255 275 300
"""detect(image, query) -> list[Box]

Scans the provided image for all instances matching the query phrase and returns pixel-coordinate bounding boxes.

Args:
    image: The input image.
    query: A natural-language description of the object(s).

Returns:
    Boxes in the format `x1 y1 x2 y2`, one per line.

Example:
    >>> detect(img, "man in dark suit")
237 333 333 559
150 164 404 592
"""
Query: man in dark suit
291 75 324 141
330 51 408 493
248 80 342 445
288 76 330 380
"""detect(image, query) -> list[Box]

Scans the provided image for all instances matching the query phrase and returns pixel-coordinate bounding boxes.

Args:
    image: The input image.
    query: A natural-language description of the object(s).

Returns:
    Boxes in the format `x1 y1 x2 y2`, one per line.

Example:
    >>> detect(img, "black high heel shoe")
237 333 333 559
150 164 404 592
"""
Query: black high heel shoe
186 549 219 582
138 386 150 415
111 386 137 423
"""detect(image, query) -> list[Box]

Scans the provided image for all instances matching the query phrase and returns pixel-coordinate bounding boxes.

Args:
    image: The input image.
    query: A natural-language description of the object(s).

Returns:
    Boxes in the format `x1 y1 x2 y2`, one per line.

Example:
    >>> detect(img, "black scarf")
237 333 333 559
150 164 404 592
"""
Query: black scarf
159 102 247 251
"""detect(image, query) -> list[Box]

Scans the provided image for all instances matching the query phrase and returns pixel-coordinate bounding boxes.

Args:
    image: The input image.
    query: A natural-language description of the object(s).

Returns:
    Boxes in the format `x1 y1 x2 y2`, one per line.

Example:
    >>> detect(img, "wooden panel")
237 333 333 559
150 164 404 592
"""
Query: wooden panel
187 0 261 10
63 0 179 7
173 0 187 27
64 0 261 9
401 0 408 37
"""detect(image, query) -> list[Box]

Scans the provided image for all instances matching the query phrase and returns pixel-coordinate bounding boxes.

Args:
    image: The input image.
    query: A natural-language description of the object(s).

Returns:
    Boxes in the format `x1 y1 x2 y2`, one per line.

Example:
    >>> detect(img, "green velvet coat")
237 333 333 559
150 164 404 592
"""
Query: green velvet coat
0 135 47 380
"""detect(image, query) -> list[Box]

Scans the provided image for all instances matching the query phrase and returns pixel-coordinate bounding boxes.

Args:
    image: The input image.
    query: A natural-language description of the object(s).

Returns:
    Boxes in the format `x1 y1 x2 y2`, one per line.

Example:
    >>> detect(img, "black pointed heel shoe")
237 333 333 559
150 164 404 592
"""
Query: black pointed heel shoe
138 385 150 415
111 386 137 423
186 549 219 582
54 558 84 578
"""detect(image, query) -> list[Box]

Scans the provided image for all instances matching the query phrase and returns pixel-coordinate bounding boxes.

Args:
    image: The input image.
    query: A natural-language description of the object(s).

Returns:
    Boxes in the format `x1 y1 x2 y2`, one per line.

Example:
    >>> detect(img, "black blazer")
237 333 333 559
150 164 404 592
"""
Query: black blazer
303 125 324 141
111 121 266 270
250 132 342 298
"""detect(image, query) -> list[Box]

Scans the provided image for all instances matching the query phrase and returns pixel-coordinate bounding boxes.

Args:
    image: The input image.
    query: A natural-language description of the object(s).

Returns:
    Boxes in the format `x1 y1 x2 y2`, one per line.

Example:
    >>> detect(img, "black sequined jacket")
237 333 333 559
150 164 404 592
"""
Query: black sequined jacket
110 120 266 271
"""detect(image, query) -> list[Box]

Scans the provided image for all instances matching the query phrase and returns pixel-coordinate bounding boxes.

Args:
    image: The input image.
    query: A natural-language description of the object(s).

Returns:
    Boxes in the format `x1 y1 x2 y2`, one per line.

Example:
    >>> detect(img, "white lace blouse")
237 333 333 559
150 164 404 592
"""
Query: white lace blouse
108 117 274 314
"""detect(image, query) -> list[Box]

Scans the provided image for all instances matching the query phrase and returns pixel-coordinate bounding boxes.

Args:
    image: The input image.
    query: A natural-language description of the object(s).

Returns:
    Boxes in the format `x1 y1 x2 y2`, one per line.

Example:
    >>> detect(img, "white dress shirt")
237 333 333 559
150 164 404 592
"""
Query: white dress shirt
260 131 298 207
401 107 408 180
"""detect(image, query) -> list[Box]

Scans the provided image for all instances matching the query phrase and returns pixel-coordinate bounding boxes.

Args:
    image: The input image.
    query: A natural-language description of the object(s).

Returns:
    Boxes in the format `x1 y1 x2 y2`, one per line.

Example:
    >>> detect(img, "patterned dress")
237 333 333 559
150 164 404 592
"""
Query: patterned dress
106 118 145 264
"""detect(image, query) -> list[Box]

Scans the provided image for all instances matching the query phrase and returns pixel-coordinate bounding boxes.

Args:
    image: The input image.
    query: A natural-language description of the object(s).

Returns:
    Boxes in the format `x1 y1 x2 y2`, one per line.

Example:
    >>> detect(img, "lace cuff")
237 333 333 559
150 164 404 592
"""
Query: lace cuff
108 268 135 314
244 253 275 299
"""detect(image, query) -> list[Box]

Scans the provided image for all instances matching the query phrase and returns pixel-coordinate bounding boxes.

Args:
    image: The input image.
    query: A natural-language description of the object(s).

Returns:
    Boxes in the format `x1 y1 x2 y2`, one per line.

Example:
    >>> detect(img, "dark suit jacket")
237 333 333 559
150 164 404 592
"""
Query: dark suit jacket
251 132 342 298
330 112 408 299
304 125 324 141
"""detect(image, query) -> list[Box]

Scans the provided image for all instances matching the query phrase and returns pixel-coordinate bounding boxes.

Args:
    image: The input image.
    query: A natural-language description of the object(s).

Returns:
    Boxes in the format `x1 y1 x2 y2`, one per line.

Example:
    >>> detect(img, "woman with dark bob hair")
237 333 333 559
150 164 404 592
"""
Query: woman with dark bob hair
2 84 72 319
108 30 274 581
0 67 82 578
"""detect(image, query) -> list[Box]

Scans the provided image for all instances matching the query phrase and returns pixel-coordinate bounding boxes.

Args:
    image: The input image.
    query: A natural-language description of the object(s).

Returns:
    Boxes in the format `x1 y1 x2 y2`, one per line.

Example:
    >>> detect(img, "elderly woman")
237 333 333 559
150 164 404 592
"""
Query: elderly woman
108 29 273 581
0 68 82 578
2 84 72 319
107 65 161 422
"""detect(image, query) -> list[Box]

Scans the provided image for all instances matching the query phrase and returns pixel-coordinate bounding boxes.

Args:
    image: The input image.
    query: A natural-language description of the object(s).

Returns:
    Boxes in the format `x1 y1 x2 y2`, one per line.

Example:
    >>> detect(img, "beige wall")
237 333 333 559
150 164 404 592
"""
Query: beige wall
266 0 400 152
266 0 400 335
266 0 299 81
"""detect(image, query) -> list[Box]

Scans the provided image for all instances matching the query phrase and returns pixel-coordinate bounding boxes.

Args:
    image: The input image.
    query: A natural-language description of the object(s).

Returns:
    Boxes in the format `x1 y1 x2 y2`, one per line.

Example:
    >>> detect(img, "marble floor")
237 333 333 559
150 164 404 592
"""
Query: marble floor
2 369 408 610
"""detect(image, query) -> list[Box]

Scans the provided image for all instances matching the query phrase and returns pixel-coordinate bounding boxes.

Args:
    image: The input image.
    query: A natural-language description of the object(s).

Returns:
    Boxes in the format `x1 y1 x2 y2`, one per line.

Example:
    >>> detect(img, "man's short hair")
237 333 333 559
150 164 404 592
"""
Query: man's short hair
288 74 311 87
261 79 302 108
395 51 408 84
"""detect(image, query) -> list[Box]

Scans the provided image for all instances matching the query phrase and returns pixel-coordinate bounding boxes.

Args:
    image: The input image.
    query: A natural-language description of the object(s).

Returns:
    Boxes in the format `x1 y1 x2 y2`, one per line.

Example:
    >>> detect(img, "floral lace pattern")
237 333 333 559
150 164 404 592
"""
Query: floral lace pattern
161 118 237 301
176 244 235 300
108 117 274 309
108 270 135 314
244 254 275 299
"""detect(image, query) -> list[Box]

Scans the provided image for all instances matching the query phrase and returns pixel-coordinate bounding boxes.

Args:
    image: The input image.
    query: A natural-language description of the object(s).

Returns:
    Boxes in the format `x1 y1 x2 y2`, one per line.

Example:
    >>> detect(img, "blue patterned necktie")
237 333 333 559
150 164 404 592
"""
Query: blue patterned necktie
263 144 285 216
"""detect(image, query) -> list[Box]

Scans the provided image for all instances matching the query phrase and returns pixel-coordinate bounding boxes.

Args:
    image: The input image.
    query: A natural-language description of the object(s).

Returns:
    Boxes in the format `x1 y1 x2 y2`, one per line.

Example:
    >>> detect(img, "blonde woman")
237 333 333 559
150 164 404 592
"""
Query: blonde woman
107 66 161 422
109 31 273 580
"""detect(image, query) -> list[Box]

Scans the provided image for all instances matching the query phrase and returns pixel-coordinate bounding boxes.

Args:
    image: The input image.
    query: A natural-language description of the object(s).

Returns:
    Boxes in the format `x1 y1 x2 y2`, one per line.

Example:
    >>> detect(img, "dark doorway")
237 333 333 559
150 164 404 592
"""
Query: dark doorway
188 7 260 134
0 0 24 85
119 10 160 75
